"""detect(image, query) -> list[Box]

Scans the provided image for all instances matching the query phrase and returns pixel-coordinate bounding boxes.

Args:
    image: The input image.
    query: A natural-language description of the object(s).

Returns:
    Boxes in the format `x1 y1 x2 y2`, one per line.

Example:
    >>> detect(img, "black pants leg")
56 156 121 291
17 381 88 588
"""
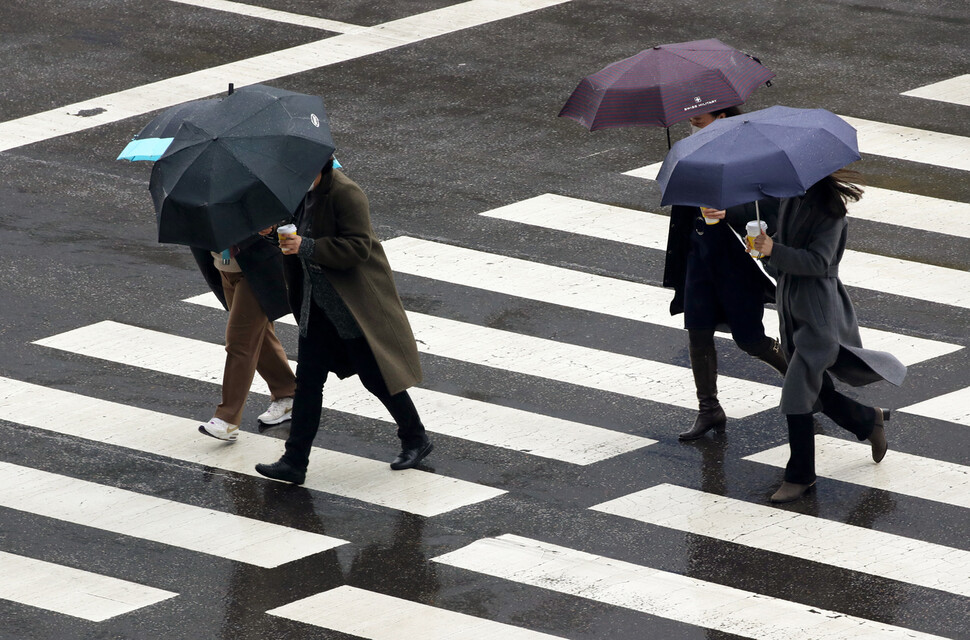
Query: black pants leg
282 322 331 470
819 373 877 441
784 412 816 484
346 338 426 446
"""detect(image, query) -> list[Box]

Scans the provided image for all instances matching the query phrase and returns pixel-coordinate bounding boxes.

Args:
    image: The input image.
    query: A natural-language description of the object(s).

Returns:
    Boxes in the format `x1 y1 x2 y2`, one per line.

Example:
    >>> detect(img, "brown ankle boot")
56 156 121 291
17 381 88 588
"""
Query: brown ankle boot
869 409 890 462
679 345 726 441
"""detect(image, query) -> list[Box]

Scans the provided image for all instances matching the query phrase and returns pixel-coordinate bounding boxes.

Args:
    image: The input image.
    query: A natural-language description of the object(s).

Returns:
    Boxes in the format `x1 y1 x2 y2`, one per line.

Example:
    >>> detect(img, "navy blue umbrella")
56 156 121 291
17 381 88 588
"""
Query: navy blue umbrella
657 105 860 210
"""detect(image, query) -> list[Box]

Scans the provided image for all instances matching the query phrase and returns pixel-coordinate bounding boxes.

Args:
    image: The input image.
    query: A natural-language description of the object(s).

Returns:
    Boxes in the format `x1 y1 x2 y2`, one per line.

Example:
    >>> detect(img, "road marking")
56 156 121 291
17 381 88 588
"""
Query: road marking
901 386 970 427
592 483 970 598
624 167 970 240
153 297 769 418
60 308 655 466
383 235 960 366
267 585 565 638
0 377 503 518
405 312 778 418
0 462 346 568
744 435 970 509
622 118 970 174
432 534 947 640
0 0 569 153
0 551 176 622
164 0 366 32
840 115 970 173
902 74 970 107
485 193 970 311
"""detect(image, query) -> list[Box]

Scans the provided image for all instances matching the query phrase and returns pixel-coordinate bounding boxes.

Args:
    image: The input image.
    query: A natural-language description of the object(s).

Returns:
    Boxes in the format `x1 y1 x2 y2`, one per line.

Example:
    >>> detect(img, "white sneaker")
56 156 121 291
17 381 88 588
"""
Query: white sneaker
257 397 294 426
199 417 239 442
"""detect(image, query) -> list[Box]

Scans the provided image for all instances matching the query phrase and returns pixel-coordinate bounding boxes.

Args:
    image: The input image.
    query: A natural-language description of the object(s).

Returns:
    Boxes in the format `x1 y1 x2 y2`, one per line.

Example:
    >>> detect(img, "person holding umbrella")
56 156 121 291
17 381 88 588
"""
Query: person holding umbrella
663 106 788 441
255 157 432 485
753 170 901 503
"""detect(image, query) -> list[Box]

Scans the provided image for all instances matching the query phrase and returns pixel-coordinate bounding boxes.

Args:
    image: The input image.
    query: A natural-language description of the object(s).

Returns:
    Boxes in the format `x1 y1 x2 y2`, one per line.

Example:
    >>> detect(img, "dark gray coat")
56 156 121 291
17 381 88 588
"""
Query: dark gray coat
769 197 906 414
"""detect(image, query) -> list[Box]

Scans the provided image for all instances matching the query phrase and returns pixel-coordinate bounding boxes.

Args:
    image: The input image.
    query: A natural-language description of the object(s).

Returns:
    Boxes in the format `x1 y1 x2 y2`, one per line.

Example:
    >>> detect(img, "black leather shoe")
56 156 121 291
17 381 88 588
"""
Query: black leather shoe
255 459 306 485
390 438 434 470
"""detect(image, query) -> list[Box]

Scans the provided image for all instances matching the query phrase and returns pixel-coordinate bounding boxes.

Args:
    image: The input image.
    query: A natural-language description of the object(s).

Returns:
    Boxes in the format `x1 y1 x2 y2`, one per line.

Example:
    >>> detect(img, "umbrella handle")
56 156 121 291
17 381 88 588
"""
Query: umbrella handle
228 83 234 96
666 127 671 150
755 199 761 224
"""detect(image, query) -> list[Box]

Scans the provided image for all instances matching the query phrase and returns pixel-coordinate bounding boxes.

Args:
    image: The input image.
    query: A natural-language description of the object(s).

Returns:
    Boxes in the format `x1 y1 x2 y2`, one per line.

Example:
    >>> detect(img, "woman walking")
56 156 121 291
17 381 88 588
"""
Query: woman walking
663 106 787 441
753 170 906 503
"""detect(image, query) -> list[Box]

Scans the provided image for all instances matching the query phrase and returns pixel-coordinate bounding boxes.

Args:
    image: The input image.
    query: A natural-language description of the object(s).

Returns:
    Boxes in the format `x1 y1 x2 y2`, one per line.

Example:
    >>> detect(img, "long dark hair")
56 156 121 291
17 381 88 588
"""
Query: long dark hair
711 105 742 118
806 169 864 218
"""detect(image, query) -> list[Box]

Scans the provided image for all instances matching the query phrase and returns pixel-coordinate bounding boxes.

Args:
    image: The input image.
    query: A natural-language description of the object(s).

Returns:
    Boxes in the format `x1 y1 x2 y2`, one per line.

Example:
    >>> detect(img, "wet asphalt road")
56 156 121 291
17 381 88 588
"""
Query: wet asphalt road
2 1 970 639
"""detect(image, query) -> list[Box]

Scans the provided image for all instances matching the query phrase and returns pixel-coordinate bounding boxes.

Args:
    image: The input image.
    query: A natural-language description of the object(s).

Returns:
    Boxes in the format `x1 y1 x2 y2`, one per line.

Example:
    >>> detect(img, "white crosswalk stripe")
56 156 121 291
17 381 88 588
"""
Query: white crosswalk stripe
268 585 566 638
40 314 656 464
902 74 970 107
592 483 970 597
744 435 970 509
0 462 346 568
900 386 970 427
432 534 948 639
382 234 960 365
0 377 504 517
0 551 177 622
481 193 970 312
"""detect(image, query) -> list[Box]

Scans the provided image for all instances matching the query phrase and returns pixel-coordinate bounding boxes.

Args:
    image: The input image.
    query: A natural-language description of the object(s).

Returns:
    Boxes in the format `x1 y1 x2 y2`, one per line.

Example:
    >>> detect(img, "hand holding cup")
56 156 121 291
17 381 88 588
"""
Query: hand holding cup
700 207 725 225
277 224 300 254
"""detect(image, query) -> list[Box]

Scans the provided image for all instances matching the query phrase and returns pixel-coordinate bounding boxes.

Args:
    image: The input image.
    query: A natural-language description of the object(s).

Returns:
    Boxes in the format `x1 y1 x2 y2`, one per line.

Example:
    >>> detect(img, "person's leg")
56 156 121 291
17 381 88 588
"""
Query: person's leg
737 336 788 375
280 323 330 471
256 323 296 401
770 412 816 503
679 329 726 440
346 338 432 469
818 373 889 461
214 273 270 426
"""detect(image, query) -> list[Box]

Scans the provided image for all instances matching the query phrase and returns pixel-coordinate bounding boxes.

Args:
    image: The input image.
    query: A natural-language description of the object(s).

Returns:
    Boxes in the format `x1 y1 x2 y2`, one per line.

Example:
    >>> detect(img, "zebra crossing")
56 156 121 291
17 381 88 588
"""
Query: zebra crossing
3 69 970 638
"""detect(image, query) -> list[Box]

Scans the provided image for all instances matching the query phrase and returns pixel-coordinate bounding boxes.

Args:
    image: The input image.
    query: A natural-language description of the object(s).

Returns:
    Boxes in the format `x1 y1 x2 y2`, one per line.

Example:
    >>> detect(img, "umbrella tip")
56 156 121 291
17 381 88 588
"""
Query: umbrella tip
228 83 234 96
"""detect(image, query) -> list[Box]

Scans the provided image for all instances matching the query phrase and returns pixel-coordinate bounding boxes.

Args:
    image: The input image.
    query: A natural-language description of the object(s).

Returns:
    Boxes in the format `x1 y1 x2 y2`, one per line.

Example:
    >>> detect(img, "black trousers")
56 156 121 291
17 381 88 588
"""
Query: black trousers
784 374 878 484
282 304 425 470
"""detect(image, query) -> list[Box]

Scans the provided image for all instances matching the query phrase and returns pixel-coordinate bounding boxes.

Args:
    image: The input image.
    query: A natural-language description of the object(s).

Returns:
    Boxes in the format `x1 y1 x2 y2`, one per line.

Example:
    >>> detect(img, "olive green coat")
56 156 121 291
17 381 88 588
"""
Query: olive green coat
289 169 422 396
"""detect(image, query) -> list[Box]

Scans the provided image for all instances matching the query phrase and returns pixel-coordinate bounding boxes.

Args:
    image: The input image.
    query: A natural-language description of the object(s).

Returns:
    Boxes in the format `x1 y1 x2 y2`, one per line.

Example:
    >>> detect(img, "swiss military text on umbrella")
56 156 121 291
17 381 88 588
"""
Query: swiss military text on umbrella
122 83 336 252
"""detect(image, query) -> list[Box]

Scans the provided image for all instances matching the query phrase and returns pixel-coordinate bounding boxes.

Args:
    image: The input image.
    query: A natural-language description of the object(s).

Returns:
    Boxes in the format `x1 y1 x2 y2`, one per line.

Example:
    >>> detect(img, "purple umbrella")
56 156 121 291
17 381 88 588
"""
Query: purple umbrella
657 106 861 213
558 38 774 132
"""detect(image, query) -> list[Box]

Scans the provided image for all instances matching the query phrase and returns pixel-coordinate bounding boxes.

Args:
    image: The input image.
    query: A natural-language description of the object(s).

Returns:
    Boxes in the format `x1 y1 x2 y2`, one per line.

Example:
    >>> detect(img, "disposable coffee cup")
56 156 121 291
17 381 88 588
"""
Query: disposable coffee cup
277 223 297 242
746 220 768 257
700 207 720 225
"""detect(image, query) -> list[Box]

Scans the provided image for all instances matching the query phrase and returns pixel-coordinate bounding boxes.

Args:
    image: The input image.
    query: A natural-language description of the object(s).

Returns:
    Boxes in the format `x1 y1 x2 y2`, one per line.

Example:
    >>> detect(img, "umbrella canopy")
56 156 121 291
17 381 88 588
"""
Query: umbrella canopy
558 38 774 131
117 98 217 161
657 105 861 209
146 84 335 251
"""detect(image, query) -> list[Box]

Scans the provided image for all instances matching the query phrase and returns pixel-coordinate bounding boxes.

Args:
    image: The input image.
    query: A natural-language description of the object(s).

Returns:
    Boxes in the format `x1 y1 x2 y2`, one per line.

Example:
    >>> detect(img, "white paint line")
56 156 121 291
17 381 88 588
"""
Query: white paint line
623 167 970 240
901 386 970 427
406 312 778 418
0 377 503 517
267 585 566 639
0 550 176 622
164 0 366 32
181 292 772 417
487 193 970 311
433 534 946 640
85 303 655 467
383 234 960 367
0 0 569 153
592 483 970 598
902 74 970 108
839 115 970 173
0 462 346 568
744 435 970 509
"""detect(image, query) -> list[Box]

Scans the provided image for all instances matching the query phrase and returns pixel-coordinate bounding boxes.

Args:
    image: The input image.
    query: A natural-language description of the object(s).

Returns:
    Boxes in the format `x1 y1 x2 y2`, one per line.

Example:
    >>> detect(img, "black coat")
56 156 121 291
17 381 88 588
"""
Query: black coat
191 234 291 322
662 200 780 316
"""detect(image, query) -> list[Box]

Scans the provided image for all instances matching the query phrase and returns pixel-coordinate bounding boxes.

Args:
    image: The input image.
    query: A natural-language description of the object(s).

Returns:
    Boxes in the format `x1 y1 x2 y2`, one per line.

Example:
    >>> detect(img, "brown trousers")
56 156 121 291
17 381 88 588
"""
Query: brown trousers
214 271 296 425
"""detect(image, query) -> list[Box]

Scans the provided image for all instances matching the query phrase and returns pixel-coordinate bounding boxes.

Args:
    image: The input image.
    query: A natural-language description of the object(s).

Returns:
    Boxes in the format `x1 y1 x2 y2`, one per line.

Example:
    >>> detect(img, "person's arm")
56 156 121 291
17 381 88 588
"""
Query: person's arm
299 187 373 270
764 215 844 276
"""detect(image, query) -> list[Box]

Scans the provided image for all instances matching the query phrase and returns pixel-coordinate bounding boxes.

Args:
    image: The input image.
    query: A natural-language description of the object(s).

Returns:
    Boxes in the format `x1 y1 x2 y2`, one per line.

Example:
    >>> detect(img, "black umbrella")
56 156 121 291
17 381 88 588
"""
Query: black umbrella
147 83 335 251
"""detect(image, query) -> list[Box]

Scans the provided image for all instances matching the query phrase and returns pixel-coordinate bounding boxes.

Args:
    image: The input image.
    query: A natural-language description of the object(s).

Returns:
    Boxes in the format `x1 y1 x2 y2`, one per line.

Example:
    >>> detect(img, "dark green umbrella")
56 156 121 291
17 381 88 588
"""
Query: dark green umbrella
147 84 335 252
